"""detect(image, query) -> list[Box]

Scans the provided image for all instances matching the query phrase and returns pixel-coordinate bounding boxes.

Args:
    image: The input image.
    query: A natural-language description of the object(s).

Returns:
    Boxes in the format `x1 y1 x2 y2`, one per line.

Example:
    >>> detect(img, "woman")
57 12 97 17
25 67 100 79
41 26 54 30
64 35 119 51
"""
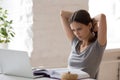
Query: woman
60 9 107 78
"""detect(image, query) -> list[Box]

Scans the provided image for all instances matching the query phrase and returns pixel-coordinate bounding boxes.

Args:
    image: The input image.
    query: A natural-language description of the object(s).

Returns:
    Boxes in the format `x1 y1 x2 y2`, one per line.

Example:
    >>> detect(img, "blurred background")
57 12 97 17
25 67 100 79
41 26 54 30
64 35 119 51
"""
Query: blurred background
0 0 120 71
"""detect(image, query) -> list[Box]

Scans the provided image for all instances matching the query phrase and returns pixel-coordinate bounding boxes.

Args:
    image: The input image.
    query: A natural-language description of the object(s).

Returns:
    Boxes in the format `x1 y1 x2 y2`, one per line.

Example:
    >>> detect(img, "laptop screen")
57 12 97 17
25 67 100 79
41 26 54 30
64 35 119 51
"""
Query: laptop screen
0 49 34 78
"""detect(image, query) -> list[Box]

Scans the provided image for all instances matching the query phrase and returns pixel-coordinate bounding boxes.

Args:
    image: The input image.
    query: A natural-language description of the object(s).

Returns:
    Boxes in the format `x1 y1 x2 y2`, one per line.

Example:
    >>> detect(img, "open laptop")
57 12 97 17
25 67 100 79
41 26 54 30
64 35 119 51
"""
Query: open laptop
0 49 39 79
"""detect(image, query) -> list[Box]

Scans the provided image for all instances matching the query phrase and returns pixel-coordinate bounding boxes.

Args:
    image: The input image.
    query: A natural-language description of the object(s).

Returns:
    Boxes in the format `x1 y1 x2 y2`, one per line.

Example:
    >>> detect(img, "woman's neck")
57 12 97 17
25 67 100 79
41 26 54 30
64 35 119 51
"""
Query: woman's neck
88 32 96 43
81 40 89 47
81 32 95 46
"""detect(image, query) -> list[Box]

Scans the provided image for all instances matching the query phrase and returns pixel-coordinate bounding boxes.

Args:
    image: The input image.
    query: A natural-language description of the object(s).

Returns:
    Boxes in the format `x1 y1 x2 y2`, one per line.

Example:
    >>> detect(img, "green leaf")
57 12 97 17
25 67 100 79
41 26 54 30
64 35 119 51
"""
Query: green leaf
9 20 13 24
0 17 4 21
10 33 15 37
0 7 2 10
1 28 8 37
0 7 15 43
5 10 8 14
3 21 8 27
3 15 7 18
5 40 10 43
0 40 4 43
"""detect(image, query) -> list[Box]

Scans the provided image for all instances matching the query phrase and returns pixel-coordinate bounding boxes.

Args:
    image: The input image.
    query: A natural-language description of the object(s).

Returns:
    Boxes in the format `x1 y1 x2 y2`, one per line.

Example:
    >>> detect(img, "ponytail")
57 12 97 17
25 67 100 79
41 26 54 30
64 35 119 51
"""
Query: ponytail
88 18 98 43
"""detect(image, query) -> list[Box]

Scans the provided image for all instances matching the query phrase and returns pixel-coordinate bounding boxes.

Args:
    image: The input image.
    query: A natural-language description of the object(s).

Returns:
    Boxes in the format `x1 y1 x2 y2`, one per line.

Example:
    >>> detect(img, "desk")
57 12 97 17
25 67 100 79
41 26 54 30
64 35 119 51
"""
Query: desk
0 74 46 80
0 74 95 80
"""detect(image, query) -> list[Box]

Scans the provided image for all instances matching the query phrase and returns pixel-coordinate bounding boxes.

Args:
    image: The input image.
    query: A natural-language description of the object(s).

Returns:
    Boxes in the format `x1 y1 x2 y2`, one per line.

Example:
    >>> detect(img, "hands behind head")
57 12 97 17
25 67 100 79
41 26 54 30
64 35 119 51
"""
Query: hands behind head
92 18 98 32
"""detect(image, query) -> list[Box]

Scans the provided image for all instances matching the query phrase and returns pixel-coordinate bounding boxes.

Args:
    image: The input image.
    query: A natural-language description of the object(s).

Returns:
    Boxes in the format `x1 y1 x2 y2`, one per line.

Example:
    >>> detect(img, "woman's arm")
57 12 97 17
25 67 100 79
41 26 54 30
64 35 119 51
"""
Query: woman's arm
60 10 75 42
93 14 107 46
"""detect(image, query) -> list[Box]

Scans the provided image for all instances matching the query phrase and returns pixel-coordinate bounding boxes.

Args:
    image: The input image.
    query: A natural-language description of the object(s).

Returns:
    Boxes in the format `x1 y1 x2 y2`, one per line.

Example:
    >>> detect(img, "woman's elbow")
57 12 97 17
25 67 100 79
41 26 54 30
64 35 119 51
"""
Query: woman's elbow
100 13 106 19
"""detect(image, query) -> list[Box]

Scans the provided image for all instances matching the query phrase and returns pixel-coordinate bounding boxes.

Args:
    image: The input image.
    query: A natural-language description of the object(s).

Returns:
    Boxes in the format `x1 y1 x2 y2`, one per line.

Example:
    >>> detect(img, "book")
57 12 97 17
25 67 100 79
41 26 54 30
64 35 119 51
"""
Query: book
33 68 90 79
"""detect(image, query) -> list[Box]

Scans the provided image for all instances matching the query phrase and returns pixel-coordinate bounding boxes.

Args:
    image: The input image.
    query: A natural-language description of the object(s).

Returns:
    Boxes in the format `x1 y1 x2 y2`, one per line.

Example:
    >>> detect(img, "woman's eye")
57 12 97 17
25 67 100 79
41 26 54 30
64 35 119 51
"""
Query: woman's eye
72 30 75 32
77 28 82 30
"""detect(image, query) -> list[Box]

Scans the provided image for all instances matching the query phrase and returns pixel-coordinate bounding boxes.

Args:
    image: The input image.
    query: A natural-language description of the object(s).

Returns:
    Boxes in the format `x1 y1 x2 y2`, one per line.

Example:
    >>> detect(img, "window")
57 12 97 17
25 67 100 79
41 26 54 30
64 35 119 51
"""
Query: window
0 0 33 56
89 0 120 49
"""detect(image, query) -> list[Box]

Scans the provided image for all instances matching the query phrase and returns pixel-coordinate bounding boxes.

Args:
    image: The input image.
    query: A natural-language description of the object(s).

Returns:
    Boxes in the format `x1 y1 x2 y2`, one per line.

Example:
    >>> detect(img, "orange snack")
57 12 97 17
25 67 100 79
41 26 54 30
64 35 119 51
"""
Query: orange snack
61 71 78 80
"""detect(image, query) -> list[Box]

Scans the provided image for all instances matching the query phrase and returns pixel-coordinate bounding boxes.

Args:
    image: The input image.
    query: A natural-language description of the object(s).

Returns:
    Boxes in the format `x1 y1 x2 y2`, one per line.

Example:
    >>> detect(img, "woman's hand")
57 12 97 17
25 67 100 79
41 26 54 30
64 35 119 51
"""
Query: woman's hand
92 18 98 32
93 14 107 46
60 10 73 19
60 10 75 42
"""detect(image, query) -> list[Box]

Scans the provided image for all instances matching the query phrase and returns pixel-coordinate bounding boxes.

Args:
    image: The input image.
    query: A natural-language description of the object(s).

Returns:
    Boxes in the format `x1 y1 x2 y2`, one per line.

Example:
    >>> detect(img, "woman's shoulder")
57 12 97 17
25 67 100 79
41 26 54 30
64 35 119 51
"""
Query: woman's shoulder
92 39 107 49
71 37 80 46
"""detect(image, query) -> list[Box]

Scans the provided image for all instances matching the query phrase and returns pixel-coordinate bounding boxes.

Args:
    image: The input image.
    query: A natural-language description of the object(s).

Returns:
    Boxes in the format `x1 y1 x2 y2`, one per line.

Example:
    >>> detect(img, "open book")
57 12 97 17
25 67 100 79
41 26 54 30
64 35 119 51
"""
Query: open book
33 68 90 79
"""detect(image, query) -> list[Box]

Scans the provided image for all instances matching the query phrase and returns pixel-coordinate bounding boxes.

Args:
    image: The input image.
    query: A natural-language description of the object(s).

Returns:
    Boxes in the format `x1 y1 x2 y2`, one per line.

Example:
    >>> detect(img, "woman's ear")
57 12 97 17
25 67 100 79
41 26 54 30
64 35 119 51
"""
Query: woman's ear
88 22 92 30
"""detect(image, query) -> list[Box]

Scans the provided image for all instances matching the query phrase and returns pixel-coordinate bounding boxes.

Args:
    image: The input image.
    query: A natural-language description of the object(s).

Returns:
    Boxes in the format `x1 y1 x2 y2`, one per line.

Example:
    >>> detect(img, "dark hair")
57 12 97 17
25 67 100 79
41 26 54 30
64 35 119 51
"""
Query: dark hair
69 9 97 43
69 9 91 25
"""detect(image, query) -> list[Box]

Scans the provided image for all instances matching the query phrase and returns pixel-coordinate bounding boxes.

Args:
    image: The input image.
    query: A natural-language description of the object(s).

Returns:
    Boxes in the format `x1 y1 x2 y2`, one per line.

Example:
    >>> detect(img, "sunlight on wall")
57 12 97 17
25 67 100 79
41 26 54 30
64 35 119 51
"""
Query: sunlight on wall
0 0 33 56
89 0 120 49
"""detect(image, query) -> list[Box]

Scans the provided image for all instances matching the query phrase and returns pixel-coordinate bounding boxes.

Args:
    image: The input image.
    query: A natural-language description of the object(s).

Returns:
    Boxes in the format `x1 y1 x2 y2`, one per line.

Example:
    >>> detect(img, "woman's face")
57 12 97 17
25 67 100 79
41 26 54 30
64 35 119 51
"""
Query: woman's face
70 21 91 41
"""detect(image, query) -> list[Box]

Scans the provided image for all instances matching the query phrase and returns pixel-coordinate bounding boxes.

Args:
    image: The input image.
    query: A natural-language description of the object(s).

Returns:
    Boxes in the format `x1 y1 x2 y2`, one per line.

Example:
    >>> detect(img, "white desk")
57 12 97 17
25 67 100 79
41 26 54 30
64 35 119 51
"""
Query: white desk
0 74 95 80
0 74 50 80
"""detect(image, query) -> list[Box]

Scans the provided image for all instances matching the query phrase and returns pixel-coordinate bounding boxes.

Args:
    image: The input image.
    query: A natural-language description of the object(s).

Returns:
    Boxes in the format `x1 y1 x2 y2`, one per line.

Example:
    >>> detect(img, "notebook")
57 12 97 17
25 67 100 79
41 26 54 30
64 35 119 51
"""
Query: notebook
0 49 40 79
33 68 90 79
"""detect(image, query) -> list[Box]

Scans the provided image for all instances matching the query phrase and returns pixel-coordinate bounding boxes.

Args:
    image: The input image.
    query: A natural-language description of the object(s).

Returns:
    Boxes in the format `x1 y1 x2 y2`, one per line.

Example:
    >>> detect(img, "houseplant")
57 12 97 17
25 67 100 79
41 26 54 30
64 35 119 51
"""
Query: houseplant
0 7 15 48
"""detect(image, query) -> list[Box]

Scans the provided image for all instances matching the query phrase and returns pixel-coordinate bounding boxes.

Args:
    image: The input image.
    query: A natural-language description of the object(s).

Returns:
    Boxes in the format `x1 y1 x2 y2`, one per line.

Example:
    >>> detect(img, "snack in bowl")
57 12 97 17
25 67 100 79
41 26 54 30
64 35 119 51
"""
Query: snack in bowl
61 71 78 80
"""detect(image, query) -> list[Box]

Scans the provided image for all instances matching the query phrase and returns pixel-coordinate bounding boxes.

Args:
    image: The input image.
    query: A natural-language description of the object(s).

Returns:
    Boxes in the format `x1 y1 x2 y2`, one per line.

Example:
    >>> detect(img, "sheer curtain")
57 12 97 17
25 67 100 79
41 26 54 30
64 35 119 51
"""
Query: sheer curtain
89 0 120 49
0 0 33 56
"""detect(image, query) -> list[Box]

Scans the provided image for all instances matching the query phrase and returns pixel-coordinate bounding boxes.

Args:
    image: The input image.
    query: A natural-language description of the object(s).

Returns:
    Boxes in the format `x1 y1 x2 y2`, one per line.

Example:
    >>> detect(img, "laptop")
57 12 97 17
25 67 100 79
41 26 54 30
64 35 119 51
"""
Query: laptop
0 49 39 79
